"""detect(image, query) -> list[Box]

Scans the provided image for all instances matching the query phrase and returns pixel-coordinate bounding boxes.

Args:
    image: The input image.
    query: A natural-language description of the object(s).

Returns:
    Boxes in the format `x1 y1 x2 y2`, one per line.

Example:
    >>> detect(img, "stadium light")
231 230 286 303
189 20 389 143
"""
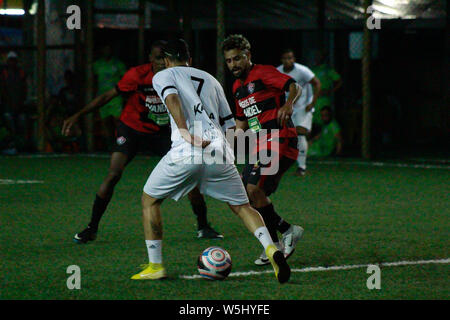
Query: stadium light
29 2 37 15
371 4 401 16
377 0 409 7
0 8 25 15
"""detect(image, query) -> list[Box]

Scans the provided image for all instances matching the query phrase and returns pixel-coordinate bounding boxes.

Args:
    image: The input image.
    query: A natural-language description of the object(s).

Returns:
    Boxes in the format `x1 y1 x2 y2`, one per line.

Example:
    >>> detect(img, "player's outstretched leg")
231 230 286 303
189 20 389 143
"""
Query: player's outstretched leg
73 152 129 244
229 203 290 284
246 184 290 265
295 135 308 176
295 126 309 177
131 192 167 280
245 157 304 262
188 188 223 239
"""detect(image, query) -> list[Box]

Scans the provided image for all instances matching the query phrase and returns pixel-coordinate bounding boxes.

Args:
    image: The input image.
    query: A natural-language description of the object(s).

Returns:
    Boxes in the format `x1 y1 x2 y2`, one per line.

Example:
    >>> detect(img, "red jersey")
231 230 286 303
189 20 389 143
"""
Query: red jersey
233 64 298 160
116 63 169 134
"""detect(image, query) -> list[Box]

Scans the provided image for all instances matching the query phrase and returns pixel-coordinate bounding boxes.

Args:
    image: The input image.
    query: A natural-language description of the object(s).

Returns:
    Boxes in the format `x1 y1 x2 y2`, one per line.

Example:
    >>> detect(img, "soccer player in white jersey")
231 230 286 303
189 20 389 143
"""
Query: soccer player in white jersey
277 49 321 176
131 39 291 283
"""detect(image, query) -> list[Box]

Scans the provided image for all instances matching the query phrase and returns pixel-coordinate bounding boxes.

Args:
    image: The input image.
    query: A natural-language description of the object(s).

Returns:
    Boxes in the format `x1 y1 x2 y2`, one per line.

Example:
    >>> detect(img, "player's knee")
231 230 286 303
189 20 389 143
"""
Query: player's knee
141 192 160 209
246 184 264 202
228 203 247 216
106 167 123 183
228 204 239 216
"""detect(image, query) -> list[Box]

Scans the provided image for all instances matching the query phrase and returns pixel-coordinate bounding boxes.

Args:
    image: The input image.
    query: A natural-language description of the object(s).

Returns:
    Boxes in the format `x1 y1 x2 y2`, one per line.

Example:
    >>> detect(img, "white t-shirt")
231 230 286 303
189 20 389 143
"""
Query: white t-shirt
277 62 315 109
152 66 235 159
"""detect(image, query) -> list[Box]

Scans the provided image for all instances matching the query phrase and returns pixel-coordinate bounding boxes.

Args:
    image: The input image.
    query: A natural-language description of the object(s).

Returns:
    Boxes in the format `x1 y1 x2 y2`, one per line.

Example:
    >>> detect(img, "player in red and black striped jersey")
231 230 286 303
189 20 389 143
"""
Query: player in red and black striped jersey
223 35 305 266
62 41 222 244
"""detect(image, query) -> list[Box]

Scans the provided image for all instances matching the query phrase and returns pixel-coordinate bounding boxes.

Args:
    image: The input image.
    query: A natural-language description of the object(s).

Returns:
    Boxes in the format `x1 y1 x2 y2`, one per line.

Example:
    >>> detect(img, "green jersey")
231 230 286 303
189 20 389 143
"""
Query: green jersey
93 57 126 118
311 64 341 93
309 120 341 158
312 64 341 125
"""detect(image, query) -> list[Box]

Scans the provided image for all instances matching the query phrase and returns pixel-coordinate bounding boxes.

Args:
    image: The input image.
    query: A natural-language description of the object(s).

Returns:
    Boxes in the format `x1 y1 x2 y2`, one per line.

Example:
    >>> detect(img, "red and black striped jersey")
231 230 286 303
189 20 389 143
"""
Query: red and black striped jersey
116 63 169 134
232 64 298 160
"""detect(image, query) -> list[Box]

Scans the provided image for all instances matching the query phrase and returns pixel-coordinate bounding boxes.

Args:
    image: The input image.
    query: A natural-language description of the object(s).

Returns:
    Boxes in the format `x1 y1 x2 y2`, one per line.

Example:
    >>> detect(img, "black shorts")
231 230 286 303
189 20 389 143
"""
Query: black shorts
242 155 295 197
113 121 171 162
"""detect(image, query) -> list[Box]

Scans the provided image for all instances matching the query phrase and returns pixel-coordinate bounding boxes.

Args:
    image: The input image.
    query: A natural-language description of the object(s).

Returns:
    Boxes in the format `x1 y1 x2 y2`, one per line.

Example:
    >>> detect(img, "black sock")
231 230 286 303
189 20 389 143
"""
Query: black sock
277 218 291 234
257 204 279 243
269 204 291 234
88 194 111 231
191 201 208 230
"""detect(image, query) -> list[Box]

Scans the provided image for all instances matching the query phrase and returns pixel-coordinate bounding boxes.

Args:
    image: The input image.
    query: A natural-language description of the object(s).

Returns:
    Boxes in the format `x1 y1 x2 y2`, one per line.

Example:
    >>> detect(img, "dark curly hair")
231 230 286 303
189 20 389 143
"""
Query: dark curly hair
221 34 251 52
151 40 167 51
281 48 294 56
162 39 190 62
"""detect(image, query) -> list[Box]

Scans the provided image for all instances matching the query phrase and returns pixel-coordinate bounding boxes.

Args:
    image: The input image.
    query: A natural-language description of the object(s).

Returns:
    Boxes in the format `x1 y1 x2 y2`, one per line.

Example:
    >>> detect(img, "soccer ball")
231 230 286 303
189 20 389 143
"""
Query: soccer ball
197 246 232 280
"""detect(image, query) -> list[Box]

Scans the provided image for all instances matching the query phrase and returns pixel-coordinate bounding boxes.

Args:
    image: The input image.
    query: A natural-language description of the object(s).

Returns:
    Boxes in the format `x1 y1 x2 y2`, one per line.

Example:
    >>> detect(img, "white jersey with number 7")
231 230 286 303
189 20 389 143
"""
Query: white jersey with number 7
152 66 235 153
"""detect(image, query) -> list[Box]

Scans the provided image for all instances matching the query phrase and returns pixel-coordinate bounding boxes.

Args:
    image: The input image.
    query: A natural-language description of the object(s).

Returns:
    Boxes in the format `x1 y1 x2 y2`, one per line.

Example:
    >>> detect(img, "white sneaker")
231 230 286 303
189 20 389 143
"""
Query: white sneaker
254 242 283 266
282 225 304 259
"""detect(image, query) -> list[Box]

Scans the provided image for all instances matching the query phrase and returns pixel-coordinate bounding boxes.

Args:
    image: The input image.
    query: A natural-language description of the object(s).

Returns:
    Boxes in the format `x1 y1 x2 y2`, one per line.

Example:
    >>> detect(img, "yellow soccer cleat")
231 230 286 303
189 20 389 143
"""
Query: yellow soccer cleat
265 244 291 284
131 263 167 280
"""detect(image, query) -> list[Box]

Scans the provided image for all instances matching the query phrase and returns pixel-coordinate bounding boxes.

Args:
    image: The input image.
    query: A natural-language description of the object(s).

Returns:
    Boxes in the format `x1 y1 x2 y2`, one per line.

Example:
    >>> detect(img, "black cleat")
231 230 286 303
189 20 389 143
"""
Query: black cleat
273 250 291 284
73 226 97 244
197 225 224 239
266 245 291 284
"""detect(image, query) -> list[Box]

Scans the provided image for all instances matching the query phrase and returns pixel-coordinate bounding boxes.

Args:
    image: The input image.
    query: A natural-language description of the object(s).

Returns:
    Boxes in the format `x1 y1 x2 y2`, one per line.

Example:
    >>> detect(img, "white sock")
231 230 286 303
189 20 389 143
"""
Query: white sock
145 240 162 264
254 226 274 250
297 135 308 170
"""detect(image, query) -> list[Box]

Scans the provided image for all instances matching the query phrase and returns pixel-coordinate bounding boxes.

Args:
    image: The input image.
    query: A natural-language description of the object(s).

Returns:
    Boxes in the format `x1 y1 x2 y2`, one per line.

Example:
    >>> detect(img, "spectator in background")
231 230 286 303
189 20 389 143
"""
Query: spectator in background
309 106 343 158
93 45 126 149
277 48 321 176
0 51 27 155
312 50 342 126
43 70 82 153
45 99 80 153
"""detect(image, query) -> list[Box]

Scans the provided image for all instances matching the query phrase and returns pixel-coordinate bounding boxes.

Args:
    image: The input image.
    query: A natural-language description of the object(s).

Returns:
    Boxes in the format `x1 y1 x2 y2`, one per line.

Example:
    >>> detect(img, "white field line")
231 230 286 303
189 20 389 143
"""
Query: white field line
13 154 70 158
0 179 44 185
409 158 450 164
179 258 450 279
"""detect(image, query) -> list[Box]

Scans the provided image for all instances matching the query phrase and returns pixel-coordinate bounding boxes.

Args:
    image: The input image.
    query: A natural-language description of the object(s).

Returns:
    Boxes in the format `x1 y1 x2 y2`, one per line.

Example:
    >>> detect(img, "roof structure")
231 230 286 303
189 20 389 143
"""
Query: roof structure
144 0 447 30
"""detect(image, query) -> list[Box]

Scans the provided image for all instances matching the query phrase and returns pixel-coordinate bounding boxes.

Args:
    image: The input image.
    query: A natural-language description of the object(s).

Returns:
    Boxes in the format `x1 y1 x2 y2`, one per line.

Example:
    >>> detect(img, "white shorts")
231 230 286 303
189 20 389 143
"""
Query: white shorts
143 151 249 206
292 106 314 131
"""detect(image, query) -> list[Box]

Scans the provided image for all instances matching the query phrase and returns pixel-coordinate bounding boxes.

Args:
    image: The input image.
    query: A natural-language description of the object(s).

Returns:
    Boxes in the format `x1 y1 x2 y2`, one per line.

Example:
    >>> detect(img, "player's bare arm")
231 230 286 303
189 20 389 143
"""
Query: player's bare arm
164 93 210 148
232 119 249 147
309 132 322 146
278 82 301 127
62 87 119 136
322 77 342 96
306 76 321 112
235 119 248 132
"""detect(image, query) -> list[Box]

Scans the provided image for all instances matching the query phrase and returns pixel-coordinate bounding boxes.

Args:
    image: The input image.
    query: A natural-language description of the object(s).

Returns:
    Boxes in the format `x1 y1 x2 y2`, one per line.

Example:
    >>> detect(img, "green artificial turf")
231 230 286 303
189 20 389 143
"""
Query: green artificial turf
1 155 448 299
